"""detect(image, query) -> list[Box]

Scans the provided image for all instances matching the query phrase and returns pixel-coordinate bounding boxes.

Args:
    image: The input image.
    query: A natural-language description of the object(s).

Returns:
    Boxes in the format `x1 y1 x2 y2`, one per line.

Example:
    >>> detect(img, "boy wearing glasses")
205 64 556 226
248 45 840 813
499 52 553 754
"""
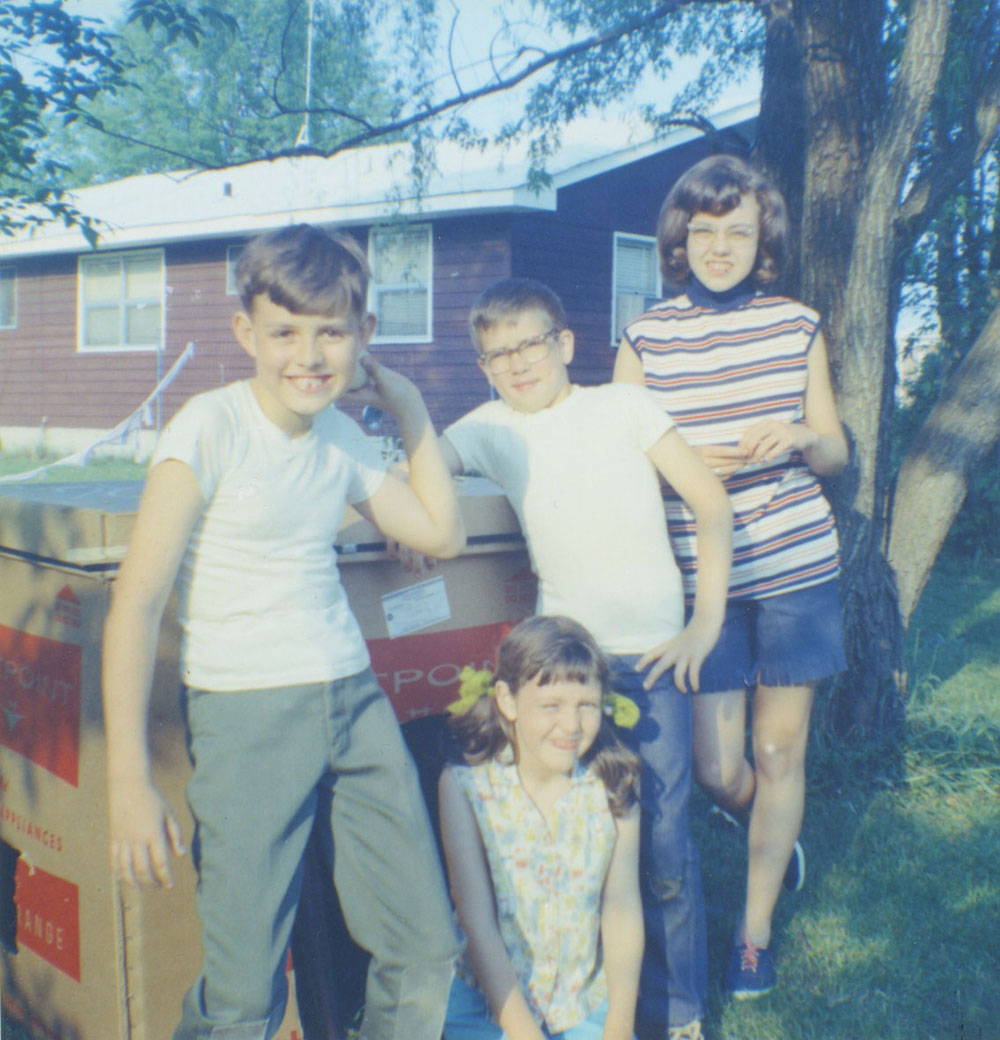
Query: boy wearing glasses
437 277 733 1040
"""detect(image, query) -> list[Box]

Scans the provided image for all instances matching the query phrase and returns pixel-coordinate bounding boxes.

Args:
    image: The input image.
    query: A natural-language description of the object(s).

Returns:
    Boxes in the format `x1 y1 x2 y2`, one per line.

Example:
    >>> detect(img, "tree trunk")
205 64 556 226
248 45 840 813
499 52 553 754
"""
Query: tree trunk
835 0 952 520
759 0 953 736
796 0 882 373
888 300 1000 626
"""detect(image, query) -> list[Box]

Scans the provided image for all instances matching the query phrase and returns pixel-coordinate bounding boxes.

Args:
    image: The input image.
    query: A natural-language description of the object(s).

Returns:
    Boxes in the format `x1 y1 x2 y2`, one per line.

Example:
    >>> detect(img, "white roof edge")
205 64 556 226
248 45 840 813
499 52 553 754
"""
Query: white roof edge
0 98 758 259
0 184 558 258
551 99 760 190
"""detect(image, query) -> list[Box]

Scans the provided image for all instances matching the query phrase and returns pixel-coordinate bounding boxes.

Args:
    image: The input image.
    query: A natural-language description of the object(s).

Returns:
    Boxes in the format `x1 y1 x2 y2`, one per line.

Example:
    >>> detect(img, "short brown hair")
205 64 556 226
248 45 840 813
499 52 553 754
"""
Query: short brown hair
449 616 640 816
236 224 369 319
656 154 789 289
468 277 567 353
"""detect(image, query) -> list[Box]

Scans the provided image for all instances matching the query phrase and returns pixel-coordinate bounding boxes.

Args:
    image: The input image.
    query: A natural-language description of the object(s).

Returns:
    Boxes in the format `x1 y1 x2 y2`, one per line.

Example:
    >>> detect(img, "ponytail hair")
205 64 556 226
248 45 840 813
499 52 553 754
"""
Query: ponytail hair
449 616 640 816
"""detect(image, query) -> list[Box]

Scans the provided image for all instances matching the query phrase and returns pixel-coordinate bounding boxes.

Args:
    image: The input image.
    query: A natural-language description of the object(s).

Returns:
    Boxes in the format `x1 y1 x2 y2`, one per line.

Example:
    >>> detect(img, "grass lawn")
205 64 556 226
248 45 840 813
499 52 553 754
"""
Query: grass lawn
2 459 997 1039
0 453 147 483
696 545 1000 1040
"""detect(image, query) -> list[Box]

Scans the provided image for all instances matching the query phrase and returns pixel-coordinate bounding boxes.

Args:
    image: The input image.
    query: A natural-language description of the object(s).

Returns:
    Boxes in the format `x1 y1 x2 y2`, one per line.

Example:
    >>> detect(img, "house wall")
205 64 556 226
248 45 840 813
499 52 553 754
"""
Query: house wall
0 243 253 450
0 122 753 451
0 220 511 448
370 215 512 432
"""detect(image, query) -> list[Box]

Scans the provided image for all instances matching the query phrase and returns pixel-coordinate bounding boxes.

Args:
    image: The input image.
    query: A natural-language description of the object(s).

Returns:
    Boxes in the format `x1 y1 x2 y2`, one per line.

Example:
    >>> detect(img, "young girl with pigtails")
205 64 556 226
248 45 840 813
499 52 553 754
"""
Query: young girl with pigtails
439 614 644 1040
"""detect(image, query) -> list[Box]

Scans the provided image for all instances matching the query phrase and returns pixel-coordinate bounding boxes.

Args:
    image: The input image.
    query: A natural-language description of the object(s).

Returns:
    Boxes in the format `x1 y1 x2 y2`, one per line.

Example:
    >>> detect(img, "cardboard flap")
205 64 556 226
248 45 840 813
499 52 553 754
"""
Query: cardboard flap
0 477 522 565
0 482 144 564
337 476 521 548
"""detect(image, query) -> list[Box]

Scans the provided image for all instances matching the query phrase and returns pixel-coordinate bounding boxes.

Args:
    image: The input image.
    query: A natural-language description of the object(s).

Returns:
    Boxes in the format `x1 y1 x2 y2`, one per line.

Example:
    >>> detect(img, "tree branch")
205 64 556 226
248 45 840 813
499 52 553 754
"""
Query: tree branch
896 46 1000 250
81 0 714 172
836 0 952 519
888 298 1000 624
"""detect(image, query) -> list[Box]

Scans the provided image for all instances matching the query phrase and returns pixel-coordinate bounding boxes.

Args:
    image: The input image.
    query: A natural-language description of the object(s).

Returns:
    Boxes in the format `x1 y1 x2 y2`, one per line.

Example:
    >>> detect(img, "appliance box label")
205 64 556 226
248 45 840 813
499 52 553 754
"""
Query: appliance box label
0 624 81 787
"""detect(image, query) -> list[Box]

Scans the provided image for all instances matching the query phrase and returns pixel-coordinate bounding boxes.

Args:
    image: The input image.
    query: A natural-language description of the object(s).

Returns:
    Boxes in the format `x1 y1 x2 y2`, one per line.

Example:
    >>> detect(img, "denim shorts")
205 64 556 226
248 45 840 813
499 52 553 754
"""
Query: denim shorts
692 579 847 693
443 974 615 1039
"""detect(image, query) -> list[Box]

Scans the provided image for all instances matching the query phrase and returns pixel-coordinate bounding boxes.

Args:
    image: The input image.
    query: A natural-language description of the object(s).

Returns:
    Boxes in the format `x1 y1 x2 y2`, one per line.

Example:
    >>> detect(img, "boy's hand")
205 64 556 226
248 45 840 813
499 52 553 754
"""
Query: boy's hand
386 537 438 576
635 615 721 693
343 353 423 418
110 779 186 889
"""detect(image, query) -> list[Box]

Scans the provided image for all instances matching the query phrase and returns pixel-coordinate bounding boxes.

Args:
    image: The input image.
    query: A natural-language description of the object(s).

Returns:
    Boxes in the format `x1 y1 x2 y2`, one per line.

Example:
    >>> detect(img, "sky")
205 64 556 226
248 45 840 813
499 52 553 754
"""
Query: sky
61 0 759 140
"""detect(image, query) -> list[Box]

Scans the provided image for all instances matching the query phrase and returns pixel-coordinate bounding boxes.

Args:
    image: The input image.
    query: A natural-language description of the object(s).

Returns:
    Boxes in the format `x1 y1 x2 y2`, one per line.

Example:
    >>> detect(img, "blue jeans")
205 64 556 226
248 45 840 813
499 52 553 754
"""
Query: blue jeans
610 656 707 1031
444 975 619 1040
174 670 459 1040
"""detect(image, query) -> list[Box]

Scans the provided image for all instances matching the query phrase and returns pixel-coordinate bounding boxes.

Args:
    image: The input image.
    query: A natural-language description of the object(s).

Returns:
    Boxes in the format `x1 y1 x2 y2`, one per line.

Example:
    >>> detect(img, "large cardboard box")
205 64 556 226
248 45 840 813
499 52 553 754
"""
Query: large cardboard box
0 479 532 1040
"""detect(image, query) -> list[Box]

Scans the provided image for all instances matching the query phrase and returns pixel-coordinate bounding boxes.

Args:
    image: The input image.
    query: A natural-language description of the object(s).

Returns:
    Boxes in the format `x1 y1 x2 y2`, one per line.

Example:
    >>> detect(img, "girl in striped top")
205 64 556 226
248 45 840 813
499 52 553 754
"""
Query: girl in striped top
614 154 849 1001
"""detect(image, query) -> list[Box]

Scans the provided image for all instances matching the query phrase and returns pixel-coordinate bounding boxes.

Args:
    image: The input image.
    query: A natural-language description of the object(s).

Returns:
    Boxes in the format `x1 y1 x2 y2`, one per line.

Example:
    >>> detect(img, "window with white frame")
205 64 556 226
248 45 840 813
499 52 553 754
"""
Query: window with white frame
612 233 661 343
369 224 432 341
226 244 244 296
78 249 164 352
0 266 16 329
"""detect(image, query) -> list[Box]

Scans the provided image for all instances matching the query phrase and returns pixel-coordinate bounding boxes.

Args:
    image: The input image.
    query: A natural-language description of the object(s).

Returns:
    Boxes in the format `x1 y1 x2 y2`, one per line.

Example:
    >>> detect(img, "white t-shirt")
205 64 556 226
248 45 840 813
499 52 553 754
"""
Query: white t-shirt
151 380 387 691
445 383 684 654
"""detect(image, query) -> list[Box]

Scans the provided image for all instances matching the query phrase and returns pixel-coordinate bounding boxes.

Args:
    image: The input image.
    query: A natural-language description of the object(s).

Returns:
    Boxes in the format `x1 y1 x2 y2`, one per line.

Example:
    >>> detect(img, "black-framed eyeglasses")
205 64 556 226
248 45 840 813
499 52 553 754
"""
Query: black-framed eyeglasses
478 328 563 374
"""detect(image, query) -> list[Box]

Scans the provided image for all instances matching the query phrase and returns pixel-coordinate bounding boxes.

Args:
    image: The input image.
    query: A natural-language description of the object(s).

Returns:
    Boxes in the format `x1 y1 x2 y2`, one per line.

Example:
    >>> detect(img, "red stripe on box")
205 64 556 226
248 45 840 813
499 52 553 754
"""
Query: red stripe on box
14 859 80 982
368 622 517 722
0 624 81 787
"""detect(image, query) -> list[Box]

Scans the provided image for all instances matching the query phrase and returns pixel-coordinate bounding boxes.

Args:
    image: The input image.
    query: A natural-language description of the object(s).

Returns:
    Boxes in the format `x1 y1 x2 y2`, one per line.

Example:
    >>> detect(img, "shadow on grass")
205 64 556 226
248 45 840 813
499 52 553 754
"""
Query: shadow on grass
906 553 1000 697
692 540 1000 1040
694 771 1000 1040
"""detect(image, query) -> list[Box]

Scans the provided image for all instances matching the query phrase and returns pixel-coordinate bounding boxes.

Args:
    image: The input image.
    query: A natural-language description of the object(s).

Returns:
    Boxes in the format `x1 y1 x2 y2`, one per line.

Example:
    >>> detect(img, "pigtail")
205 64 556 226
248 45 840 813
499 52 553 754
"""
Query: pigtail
448 687 513 766
583 719 641 818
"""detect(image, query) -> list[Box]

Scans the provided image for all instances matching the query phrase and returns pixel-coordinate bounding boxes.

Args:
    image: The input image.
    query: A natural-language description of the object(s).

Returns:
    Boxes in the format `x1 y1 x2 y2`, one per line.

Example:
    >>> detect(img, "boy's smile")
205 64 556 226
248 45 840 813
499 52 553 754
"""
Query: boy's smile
687 192 761 293
234 295 373 436
477 309 574 414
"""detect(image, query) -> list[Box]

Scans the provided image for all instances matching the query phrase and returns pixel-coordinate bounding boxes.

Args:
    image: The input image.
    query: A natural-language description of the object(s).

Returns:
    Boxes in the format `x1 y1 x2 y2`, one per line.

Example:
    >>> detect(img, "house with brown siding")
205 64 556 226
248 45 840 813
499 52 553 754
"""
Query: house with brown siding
0 103 755 458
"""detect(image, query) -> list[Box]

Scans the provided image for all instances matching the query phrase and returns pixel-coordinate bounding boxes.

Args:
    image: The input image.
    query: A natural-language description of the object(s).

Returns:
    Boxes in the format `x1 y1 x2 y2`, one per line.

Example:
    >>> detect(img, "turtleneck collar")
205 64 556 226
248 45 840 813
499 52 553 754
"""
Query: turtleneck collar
687 275 756 311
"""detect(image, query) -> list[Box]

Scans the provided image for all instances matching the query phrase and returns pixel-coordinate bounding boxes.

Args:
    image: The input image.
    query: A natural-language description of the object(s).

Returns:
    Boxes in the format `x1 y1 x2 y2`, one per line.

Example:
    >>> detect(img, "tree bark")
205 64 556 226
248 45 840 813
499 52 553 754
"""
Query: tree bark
795 0 882 373
888 300 1000 626
834 0 951 521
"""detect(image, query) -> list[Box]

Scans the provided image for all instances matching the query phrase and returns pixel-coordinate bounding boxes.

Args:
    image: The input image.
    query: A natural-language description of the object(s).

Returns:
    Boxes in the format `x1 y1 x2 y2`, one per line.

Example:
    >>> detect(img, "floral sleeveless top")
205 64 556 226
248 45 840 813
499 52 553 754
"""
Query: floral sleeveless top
451 758 617 1031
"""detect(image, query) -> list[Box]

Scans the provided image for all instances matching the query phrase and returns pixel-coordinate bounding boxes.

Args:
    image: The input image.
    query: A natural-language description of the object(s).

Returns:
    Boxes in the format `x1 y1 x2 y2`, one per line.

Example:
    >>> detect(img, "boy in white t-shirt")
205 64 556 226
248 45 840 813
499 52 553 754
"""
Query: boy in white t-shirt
102 224 464 1040
439 278 732 1040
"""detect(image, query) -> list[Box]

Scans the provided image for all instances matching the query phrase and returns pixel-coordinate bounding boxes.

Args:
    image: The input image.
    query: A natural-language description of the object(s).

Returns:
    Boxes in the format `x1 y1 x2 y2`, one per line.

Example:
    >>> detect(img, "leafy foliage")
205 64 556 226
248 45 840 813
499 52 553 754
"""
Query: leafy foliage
44 0 393 184
486 2 761 184
0 1 126 240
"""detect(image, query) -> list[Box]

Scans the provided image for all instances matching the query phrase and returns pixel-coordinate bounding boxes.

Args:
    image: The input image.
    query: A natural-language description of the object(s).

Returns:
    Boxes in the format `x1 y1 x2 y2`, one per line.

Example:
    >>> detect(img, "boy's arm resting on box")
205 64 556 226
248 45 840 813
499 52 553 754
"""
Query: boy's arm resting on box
349 356 465 558
438 768 547 1040
381 435 466 576
639 429 733 693
439 434 464 478
102 459 204 889
599 806 643 1040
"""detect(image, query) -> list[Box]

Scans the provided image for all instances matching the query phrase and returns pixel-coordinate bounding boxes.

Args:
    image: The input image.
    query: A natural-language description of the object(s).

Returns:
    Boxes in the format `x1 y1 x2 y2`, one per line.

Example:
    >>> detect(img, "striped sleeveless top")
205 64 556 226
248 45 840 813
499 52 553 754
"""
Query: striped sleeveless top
623 282 840 602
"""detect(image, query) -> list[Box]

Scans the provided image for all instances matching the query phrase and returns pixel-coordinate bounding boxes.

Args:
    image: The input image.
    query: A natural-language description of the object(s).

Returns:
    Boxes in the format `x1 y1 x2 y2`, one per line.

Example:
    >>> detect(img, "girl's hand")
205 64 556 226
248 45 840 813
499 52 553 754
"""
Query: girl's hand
696 443 748 478
739 419 817 463
634 614 721 692
601 1020 636 1040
